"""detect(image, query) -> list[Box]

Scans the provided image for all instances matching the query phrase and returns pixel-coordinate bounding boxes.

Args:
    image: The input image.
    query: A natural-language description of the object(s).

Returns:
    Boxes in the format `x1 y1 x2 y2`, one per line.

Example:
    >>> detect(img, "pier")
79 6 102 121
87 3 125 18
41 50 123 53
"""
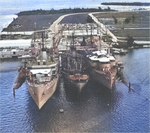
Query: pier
133 41 150 47
44 13 119 52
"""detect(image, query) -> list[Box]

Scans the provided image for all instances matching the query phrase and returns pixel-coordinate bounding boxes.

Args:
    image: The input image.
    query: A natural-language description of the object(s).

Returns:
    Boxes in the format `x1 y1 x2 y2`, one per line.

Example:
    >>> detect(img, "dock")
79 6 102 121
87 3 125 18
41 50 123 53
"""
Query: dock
1 11 149 60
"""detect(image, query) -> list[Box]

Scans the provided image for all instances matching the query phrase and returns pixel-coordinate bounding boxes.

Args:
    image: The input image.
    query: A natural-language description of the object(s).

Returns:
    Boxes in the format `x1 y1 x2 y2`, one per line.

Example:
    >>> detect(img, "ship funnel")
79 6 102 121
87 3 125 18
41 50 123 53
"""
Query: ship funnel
81 37 86 46
41 32 46 51
42 51 47 60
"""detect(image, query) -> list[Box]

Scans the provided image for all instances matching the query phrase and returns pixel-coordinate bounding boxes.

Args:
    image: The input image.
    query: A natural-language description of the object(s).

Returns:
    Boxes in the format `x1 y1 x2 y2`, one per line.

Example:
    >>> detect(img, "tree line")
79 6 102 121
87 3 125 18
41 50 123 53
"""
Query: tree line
101 2 150 6
17 7 115 16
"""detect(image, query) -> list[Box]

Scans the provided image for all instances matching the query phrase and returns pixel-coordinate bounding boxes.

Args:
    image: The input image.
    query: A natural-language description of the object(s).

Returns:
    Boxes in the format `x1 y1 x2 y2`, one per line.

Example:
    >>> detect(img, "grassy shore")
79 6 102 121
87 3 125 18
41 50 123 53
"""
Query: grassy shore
2 14 65 32
93 10 150 47
1 10 149 48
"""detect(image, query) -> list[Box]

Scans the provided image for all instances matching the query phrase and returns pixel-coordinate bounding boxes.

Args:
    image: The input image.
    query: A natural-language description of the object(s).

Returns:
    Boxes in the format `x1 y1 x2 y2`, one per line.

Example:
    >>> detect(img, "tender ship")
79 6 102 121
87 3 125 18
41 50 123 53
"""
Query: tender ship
61 45 89 91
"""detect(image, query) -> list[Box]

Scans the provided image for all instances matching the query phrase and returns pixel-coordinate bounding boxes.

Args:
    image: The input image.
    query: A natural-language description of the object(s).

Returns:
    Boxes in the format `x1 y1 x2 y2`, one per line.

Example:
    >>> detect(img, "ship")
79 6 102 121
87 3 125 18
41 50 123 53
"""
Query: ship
26 62 59 109
74 36 119 90
14 32 59 109
26 36 59 109
61 45 89 91
13 66 27 89
86 49 119 89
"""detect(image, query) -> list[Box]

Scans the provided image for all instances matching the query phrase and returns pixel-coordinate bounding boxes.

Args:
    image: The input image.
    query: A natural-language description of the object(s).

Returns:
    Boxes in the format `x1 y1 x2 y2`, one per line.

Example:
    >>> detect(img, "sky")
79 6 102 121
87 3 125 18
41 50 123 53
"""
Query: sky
0 0 149 15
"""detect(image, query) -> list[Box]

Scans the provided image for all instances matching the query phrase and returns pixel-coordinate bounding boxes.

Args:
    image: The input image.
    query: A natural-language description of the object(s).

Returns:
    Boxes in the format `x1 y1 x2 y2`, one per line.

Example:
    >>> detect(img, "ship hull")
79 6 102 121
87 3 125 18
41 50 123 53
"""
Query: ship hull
27 74 59 109
72 80 89 91
69 78 89 91
89 67 116 89
13 67 26 89
62 72 89 91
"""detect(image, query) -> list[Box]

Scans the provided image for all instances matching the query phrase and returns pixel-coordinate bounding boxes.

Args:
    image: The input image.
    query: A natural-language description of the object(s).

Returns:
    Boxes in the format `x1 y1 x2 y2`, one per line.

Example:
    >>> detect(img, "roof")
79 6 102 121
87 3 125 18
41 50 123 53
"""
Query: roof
11 49 19 52
108 56 115 61
0 39 31 48
30 69 52 75
99 57 110 63
93 50 107 56
89 56 99 61
134 41 150 45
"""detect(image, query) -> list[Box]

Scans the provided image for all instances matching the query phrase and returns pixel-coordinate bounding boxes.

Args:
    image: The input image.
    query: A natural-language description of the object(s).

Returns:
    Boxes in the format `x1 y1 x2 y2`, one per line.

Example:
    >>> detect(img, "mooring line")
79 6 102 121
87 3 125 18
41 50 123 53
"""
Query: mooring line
122 82 149 101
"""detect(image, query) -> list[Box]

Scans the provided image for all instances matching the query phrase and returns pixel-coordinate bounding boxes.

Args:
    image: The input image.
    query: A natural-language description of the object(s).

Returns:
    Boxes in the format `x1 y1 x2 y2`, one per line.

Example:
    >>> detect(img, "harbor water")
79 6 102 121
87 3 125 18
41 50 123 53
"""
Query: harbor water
0 48 150 132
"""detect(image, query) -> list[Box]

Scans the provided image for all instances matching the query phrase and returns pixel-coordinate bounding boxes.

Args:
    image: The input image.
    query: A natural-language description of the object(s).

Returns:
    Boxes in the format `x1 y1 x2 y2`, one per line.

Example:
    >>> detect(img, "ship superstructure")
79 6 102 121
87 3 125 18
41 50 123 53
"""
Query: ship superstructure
61 45 89 91
86 49 118 89
26 33 59 109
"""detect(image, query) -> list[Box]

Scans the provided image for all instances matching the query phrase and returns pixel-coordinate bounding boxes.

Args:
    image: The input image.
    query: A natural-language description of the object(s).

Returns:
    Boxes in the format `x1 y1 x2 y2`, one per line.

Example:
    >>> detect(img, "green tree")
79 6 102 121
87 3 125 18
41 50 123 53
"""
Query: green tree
127 35 134 47
86 16 94 23
112 16 118 24
98 7 102 11
107 6 111 11
102 34 112 42
132 15 135 22
125 18 130 23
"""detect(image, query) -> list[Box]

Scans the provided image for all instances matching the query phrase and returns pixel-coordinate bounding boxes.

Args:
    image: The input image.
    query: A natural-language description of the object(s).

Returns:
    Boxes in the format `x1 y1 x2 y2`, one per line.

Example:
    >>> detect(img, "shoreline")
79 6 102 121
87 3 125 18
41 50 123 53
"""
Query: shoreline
0 14 18 32
101 2 150 6
92 10 150 47
0 10 150 48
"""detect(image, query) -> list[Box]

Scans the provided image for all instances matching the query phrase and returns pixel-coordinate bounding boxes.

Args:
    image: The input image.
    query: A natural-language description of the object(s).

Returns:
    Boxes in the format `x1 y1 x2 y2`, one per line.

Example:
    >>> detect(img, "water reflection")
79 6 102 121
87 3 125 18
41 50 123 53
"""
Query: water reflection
24 77 123 132
0 60 22 72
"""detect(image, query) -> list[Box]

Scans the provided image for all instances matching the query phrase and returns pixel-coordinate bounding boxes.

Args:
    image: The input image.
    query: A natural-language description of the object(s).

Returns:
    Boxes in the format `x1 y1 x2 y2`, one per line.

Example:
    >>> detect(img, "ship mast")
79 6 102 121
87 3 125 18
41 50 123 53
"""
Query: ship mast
98 35 102 51
72 33 75 47
41 32 45 50
33 22 36 44
90 23 93 46
41 32 47 60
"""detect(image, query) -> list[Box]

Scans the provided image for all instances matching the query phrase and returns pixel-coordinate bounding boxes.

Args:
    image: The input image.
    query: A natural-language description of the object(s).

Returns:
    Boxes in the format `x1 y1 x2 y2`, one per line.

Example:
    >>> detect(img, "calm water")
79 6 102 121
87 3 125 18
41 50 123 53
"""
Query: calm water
0 48 150 132
1 0 149 15
0 15 18 32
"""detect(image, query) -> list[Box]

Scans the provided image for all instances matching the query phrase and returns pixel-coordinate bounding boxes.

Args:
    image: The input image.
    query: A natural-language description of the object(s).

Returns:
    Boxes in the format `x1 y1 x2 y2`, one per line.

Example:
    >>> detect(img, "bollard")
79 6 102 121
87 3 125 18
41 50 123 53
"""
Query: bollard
59 109 64 113
129 82 131 91
13 88 15 97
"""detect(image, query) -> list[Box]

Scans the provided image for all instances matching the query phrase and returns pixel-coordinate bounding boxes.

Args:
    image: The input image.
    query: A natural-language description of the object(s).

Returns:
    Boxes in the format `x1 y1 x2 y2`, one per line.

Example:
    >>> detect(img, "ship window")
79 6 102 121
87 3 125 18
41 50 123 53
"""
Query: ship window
51 66 55 69
100 62 110 64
